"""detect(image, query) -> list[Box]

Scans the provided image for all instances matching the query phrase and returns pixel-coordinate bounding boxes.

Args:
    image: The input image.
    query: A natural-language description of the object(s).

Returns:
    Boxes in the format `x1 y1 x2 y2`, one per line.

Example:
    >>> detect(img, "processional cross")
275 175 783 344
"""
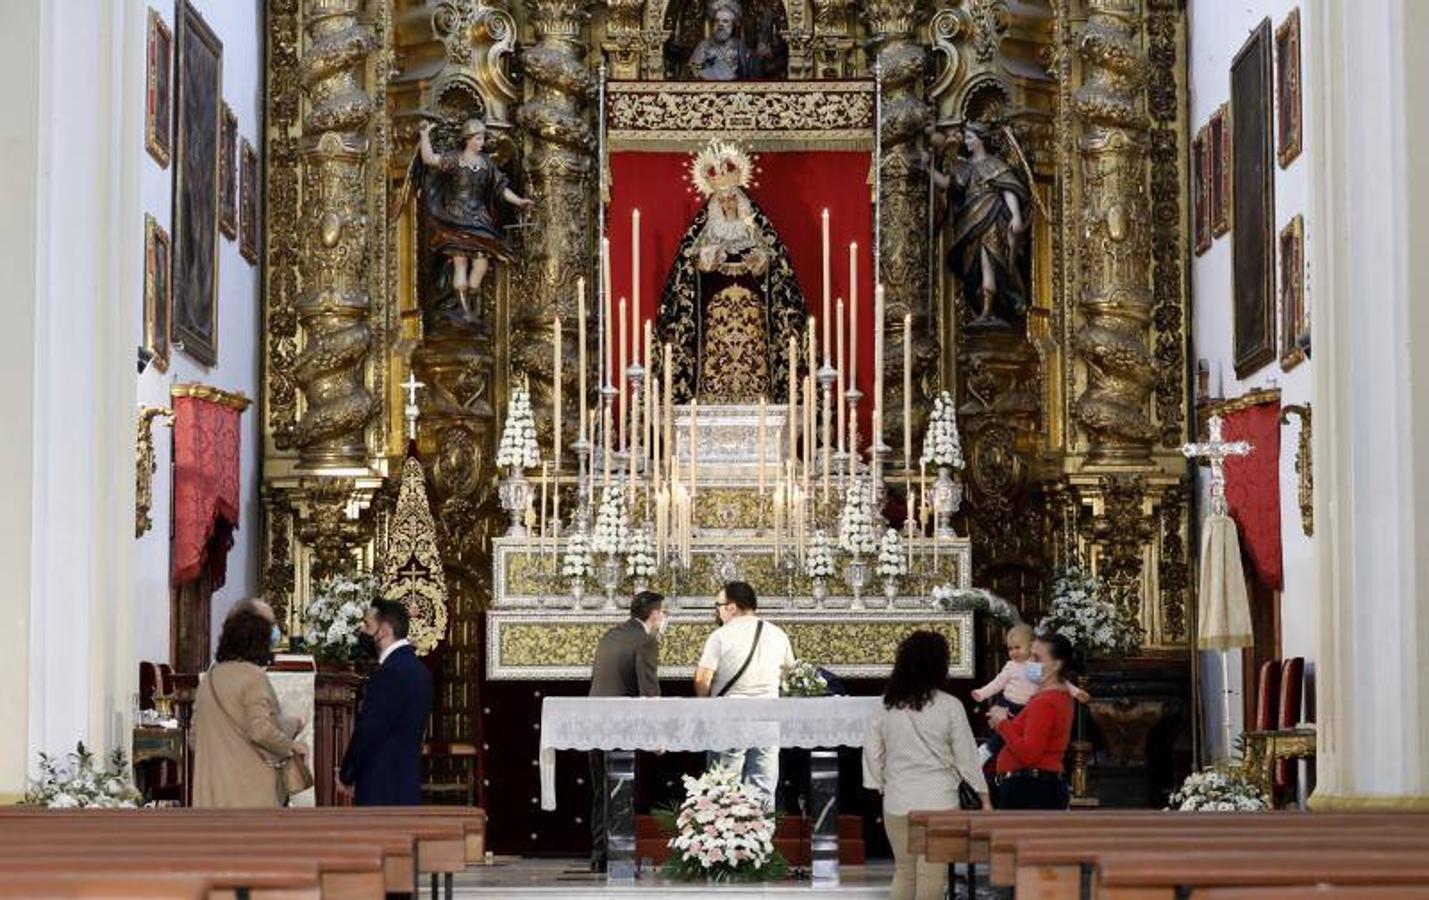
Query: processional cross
400 373 424 440
1181 414 1251 515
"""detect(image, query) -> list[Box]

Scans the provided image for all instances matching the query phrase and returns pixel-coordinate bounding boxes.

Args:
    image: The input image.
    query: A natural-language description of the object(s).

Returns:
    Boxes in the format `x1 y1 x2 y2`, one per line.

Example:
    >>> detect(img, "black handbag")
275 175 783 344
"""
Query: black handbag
958 780 983 810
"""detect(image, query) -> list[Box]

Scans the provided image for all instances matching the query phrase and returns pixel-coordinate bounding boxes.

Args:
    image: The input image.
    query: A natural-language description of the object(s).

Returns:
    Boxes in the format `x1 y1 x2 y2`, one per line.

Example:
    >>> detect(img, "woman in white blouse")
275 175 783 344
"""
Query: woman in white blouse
863 630 991 900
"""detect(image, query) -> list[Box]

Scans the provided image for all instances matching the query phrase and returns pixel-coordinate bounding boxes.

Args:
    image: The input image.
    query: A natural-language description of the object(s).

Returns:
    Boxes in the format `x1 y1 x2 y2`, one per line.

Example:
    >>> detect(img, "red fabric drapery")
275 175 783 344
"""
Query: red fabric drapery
608 150 877 439
171 394 242 587
1222 400 1283 591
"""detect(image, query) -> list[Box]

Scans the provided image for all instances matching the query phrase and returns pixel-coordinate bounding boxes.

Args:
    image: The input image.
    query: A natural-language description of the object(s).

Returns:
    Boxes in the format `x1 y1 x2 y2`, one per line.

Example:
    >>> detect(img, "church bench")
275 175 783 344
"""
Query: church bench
1196 888 1429 899
0 872 213 899
1090 849 1429 900
0 855 323 900
1001 832 1429 898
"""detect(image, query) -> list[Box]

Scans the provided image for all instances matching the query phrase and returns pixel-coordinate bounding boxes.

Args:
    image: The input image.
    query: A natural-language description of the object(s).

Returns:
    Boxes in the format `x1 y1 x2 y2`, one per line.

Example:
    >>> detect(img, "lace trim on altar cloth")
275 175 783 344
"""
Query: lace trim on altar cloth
538 696 880 809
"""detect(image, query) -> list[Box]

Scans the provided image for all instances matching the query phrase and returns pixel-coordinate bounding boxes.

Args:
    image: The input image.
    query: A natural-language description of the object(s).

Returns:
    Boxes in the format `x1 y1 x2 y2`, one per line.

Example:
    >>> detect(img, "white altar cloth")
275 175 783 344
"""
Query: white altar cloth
538 696 881 810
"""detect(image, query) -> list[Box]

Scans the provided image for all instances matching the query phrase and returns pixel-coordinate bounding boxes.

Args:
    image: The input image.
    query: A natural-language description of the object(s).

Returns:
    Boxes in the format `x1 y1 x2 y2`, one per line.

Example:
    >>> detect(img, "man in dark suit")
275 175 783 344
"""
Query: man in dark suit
588 591 666 872
338 599 434 806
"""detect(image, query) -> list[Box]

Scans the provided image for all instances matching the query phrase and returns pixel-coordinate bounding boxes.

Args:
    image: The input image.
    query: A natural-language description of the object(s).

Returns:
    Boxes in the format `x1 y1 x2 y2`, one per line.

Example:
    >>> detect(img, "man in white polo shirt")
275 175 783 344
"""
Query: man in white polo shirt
693 580 795 809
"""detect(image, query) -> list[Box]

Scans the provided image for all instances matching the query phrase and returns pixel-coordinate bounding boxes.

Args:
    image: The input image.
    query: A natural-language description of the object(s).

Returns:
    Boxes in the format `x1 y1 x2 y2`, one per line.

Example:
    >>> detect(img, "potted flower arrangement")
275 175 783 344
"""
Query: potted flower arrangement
1038 567 1143 658
804 529 835 603
562 528 596 603
659 766 788 883
626 526 657 593
780 660 829 697
24 743 142 808
838 477 878 603
875 528 906 602
920 391 964 536
496 383 540 536
1167 766 1269 811
302 571 381 664
591 484 631 606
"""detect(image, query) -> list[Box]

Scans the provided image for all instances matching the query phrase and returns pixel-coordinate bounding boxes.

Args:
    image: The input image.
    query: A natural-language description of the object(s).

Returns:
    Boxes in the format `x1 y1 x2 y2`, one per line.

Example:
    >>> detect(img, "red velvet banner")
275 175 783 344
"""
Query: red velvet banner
171 395 242 587
1222 400 1283 591
608 150 876 440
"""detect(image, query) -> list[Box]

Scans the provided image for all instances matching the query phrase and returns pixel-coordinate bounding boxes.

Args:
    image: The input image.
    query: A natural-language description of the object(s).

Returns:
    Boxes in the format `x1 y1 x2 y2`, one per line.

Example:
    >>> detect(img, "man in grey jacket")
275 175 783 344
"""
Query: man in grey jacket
588 591 667 872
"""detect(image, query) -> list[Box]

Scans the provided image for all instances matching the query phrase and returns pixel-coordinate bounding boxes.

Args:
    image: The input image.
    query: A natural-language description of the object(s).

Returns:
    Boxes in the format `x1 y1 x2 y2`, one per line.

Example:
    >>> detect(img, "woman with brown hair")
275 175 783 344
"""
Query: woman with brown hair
863 630 989 900
192 599 305 807
989 631 1081 810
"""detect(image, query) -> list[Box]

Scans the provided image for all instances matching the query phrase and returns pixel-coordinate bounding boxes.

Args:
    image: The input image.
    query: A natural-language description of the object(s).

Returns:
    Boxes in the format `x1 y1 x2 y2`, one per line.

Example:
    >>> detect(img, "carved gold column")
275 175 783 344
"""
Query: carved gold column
866 0 930 453
1070 0 1155 466
293 0 380 468
602 0 645 79
520 0 595 452
811 0 856 78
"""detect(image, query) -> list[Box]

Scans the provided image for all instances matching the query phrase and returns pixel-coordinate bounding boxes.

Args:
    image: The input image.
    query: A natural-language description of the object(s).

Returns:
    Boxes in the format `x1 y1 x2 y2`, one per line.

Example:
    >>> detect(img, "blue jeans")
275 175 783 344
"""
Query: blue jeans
707 747 779 810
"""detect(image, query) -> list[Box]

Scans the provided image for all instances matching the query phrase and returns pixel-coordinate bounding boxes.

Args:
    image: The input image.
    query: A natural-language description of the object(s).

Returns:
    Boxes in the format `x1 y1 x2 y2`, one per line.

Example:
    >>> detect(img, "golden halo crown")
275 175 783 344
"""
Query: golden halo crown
690 140 755 198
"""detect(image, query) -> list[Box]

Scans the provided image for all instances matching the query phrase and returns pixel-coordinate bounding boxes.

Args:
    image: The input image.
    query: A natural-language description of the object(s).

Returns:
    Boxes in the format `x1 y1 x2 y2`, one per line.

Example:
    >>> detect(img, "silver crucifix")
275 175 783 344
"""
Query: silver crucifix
1181 414 1252 516
401 372 424 440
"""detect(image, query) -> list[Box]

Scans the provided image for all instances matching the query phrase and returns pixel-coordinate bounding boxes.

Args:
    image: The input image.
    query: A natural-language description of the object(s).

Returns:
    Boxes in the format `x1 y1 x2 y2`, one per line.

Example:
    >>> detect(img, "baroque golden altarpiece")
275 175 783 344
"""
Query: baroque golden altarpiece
259 0 1194 741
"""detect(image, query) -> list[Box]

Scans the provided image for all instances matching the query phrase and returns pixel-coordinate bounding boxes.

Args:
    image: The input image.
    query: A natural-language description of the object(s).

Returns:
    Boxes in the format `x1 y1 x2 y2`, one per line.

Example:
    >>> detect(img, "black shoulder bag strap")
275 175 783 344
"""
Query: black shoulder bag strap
716 620 764 697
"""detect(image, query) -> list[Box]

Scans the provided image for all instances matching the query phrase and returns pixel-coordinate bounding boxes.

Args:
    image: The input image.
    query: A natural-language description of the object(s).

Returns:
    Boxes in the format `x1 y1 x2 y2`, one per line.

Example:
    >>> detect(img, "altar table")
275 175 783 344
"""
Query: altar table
539 696 881 885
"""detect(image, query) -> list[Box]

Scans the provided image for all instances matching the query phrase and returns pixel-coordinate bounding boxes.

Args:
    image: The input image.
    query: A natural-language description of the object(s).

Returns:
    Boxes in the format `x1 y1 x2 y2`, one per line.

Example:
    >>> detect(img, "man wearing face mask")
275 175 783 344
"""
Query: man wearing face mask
337 599 433 805
586 591 666 872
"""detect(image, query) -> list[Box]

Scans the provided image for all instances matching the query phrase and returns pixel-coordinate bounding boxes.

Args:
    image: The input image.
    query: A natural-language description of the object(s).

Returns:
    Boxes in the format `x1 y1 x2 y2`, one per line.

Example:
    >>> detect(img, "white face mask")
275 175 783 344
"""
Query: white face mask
1024 661 1046 684
655 615 670 639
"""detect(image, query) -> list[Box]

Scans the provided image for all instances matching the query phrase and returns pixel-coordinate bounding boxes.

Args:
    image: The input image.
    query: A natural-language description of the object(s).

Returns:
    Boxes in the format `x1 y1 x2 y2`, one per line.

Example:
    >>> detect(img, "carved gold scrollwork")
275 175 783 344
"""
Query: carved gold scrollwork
1280 404 1312 536
294 476 373 580
135 406 174 539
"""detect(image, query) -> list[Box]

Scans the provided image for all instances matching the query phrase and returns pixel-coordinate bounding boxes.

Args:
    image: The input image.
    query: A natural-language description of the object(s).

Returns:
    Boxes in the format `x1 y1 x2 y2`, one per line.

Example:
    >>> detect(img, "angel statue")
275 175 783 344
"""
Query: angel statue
926 121 1033 327
655 140 807 403
407 118 534 321
687 0 774 80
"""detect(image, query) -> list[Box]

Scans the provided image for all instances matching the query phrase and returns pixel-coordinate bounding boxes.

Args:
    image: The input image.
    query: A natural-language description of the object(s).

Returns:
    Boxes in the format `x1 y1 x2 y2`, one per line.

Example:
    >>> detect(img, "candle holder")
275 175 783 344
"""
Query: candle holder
870 440 892 514
809 576 828 606
845 387 863 484
817 363 836 476
499 469 533 537
664 547 690 609
626 361 645 476
933 465 963 538
844 555 869 610
599 554 624 609
573 436 593 533
600 384 619 477
570 577 587 607
778 551 800 608
881 576 899 604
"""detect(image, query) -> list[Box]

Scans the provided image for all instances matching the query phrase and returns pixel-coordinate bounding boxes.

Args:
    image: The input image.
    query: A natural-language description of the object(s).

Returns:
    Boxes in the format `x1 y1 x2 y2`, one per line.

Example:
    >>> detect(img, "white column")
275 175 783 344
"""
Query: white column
1310 0 1429 808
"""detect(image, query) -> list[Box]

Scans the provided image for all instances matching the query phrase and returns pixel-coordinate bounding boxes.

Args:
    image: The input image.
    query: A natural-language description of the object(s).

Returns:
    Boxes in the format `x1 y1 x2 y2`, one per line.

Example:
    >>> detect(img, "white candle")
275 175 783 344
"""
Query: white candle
618 296 628 451
603 401 612 489
903 312 913 470
577 279 587 447
690 399 699 498
821 209 831 362
553 315 563 475
758 398 767 498
663 342 673 477
644 320 653 471
804 374 814 490
873 283 885 437
539 463 549 541
849 243 859 387
787 334 797 464
632 208 641 326
602 238 613 387
836 297 846 454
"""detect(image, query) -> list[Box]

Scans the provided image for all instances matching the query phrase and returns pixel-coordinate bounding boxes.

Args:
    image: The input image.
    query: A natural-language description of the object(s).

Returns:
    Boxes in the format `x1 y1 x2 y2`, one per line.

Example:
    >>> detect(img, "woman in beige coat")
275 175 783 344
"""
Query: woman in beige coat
193 601 305 807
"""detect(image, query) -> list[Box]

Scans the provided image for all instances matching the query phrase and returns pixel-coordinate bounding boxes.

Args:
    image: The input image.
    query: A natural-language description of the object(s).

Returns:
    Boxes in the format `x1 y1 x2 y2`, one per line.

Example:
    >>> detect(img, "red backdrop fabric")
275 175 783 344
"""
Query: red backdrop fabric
171 395 242 587
1222 401 1283 591
607 150 876 441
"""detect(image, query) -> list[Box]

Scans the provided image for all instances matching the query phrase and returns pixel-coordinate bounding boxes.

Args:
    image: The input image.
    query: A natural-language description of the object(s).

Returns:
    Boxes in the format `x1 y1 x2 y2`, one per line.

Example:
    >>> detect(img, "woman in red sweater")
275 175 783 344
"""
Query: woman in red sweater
988 632 1081 809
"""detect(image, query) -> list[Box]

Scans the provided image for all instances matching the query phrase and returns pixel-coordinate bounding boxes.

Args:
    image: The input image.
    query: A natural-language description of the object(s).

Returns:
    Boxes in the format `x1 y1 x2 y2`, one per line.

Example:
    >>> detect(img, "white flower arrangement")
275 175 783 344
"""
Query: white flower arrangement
590 484 631 555
660 765 787 882
1166 767 1269 811
876 528 906 578
495 384 541 471
920 391 965 470
804 529 835 579
303 571 381 662
626 527 657 579
1038 567 1143 658
838 477 878 556
781 660 830 697
24 743 142 809
562 529 596 580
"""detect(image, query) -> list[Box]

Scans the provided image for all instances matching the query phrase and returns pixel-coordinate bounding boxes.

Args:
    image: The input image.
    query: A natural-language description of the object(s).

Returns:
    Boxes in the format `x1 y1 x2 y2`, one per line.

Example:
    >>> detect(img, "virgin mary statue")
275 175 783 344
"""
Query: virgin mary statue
656 141 808 403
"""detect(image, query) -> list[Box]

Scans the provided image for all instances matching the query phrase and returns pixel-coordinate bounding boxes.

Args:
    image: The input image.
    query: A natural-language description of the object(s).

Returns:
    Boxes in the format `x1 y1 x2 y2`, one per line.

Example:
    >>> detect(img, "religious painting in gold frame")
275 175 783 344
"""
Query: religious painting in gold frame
171 0 222 367
1231 18 1276 380
219 102 237 240
1275 8 1302 168
145 9 172 168
1193 124 1211 256
1209 104 1231 237
1279 215 1306 370
144 214 172 373
240 138 258 264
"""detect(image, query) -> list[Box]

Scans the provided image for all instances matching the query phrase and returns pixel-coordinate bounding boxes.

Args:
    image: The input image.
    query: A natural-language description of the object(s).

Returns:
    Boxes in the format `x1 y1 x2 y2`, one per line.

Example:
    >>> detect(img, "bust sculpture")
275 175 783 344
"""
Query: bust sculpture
687 0 766 81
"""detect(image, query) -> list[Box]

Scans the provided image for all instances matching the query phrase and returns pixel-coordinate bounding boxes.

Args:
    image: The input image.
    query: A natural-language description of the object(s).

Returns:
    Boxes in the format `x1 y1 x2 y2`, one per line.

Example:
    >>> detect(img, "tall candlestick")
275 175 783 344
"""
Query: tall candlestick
807 318 816 386
602 241 614 388
632 209 641 322
787 334 797 464
553 316 563 475
873 283 885 438
821 209 831 362
836 297 846 454
577 279 587 446
618 296 628 450
663 342 673 477
804 374 814 489
903 312 913 470
539 463 549 542
644 320 653 470
905 475 915 571
758 398 767 498
603 401 613 489
690 399 699 498
849 243 859 387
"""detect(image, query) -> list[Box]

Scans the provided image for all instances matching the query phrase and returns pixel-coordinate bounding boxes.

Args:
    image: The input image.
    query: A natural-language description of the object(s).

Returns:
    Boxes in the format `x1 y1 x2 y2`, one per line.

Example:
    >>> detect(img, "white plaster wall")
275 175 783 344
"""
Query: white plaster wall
1187 0 1316 760
134 0 264 663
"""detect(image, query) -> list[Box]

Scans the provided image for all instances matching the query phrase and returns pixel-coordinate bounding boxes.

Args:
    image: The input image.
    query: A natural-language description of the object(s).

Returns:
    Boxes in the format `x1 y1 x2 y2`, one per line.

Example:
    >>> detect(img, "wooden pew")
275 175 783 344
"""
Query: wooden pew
0 856 323 900
1094 849 1429 900
0 872 213 899
1198 888 1429 899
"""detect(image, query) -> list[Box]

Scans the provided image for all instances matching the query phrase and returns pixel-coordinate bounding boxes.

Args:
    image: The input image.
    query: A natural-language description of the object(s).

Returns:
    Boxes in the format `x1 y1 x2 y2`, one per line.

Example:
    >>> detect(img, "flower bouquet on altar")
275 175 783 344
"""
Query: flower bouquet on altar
495 385 541 472
1167 766 1269 811
302 572 381 663
25 742 142 808
837 478 878 557
626 526 657 590
780 660 829 697
659 766 788 883
562 529 596 600
804 529 835 601
920 390 965 470
876 528 906 600
1039 567 1143 657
